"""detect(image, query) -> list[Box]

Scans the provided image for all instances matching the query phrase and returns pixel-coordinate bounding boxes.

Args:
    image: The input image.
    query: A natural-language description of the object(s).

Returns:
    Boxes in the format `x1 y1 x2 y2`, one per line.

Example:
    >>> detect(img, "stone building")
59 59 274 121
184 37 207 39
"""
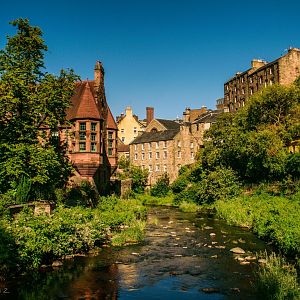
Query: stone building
224 48 300 112
129 107 221 185
62 61 118 194
116 107 149 144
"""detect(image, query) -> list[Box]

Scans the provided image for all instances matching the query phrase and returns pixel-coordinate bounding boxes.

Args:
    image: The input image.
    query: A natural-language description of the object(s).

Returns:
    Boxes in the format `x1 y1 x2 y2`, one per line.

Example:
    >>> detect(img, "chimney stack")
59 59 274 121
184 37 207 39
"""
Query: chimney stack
146 107 154 125
94 61 104 91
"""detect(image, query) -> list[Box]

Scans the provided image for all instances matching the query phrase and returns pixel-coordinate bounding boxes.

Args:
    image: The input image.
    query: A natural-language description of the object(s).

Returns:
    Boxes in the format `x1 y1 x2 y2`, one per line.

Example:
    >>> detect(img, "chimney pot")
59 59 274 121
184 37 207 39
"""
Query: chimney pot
146 107 154 125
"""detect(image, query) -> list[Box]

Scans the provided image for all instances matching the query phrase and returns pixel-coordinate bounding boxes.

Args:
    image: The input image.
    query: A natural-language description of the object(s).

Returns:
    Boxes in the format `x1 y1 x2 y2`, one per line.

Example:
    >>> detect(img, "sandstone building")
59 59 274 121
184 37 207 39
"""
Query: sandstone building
224 48 300 112
129 107 222 185
62 61 118 194
116 107 150 145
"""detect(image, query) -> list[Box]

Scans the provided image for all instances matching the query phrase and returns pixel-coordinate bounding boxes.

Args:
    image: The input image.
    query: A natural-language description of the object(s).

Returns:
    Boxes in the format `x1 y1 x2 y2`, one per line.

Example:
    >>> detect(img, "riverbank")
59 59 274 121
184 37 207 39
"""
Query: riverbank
0 196 147 279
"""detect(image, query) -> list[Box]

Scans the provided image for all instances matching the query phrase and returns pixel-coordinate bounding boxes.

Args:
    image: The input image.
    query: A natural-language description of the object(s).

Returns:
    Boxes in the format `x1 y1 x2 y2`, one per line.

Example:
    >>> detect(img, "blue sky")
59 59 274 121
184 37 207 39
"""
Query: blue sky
1 0 300 120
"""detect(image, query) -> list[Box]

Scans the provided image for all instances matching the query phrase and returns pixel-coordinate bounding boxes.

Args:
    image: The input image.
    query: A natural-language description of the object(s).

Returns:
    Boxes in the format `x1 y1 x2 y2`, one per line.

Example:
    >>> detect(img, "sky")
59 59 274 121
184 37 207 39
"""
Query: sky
1 0 300 120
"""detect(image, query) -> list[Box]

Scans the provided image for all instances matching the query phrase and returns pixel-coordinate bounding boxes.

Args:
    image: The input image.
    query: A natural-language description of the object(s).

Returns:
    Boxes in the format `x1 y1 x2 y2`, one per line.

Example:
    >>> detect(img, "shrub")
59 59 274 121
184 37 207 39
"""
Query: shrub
150 173 170 197
255 252 300 300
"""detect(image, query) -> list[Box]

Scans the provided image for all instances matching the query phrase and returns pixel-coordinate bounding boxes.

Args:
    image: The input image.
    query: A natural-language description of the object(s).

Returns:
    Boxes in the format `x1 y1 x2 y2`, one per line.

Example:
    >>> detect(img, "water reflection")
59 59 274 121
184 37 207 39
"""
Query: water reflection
2 207 270 299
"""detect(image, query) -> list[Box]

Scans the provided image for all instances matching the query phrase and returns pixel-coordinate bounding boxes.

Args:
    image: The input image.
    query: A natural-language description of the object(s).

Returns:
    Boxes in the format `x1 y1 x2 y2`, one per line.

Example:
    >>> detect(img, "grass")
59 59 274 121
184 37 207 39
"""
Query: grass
214 193 300 255
111 220 146 246
179 201 200 212
135 193 175 206
255 252 300 300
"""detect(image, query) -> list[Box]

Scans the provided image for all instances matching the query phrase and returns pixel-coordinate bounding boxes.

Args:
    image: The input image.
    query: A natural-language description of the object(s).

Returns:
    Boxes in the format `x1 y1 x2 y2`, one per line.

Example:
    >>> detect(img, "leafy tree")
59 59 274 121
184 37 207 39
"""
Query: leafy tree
116 158 149 193
150 173 170 197
0 19 79 199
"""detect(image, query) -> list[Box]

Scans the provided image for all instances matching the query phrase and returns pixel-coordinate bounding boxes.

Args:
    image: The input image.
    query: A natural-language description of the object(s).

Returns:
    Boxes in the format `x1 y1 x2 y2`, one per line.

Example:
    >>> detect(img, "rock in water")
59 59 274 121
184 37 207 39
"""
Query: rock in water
230 247 245 254
52 260 63 267
201 288 220 293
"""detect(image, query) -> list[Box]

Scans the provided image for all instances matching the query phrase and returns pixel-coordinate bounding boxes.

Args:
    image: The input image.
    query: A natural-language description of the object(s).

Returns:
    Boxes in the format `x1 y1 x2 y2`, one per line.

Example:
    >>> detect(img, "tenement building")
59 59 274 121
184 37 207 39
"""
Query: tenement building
62 61 118 194
129 107 221 185
224 48 300 112
116 106 151 144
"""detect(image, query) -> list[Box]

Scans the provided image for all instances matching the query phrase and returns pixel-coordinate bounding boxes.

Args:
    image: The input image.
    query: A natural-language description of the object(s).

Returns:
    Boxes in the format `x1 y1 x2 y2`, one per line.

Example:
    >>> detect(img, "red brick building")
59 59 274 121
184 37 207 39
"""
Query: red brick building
63 61 118 194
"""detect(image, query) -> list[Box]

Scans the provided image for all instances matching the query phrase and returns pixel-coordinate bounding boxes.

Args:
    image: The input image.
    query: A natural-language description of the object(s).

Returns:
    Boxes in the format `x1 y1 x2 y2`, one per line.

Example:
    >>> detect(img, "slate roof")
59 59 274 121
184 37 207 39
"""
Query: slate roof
66 80 102 121
107 106 118 129
156 119 181 130
117 139 130 152
193 110 222 124
130 130 179 144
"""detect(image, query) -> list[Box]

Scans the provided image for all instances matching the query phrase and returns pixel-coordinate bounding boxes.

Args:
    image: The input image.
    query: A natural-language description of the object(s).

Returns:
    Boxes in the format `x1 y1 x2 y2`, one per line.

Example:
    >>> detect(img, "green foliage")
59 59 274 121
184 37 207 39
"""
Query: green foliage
255 252 300 300
15 175 31 204
179 201 200 213
136 193 175 206
150 173 170 197
0 196 147 275
111 220 146 246
117 158 148 193
65 180 98 207
174 167 240 205
201 84 300 183
0 19 78 198
214 193 300 255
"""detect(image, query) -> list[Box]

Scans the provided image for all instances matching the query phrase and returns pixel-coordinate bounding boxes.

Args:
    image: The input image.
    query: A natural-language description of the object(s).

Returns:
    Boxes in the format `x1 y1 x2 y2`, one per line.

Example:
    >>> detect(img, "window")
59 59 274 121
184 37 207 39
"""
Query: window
91 142 97 152
79 122 86 131
264 81 267 87
156 142 159 149
241 88 245 95
149 165 153 172
177 141 181 148
250 87 253 95
142 153 145 160
121 128 124 133
249 77 253 83
241 77 244 83
91 133 96 141
269 68 273 75
108 131 113 139
177 164 181 171
259 76 262 84
191 152 194 159
269 79 273 86
163 165 167 172
177 151 181 158
163 141 167 148
156 152 160 159
149 152 152 159
155 164 160 172
133 127 137 134
79 132 86 140
91 122 97 131
163 151 167 159
141 143 144 150
234 96 237 103
79 142 86 152
134 153 138 160
121 137 125 142
108 148 113 156
134 144 137 150
148 142 151 149
190 142 194 148
108 140 113 148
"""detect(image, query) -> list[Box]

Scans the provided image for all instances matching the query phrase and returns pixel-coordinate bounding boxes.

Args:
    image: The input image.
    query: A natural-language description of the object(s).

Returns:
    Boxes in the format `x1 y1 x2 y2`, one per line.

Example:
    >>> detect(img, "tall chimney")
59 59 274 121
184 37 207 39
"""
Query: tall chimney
146 107 154 125
94 61 104 91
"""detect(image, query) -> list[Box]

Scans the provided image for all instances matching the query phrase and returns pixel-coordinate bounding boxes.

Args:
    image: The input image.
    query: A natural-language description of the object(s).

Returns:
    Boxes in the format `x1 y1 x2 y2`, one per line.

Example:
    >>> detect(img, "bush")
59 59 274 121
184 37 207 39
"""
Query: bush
255 252 300 300
150 173 170 197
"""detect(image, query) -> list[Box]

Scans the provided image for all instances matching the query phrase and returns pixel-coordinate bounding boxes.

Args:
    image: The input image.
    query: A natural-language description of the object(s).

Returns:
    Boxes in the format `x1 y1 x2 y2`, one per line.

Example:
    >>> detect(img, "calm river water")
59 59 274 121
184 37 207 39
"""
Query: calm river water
1 207 270 299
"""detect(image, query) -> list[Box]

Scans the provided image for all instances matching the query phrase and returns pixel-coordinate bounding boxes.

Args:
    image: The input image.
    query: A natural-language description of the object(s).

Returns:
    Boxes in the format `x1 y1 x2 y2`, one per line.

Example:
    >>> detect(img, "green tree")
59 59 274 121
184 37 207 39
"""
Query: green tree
0 19 78 199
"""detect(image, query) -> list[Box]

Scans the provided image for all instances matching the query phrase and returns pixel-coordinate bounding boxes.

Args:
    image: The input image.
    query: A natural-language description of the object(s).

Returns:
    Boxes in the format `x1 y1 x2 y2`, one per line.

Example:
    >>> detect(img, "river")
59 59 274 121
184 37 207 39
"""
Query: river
1 207 270 299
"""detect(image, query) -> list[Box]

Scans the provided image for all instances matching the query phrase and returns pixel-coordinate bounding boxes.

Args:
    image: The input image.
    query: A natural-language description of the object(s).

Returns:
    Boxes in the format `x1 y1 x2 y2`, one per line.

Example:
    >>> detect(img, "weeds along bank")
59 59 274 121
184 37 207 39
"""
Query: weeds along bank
0 196 147 279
